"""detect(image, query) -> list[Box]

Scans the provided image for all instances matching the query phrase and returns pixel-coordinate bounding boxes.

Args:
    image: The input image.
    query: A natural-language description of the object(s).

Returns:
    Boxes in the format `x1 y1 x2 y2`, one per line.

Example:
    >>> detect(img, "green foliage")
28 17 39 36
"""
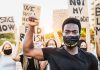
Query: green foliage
0 33 16 46
80 28 86 37
90 29 95 44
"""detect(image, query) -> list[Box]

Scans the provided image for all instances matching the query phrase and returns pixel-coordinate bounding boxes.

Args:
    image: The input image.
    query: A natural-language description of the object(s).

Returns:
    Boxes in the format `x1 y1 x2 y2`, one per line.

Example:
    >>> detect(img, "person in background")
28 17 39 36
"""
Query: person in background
40 39 57 70
79 40 87 51
45 39 57 48
13 41 40 70
0 41 16 70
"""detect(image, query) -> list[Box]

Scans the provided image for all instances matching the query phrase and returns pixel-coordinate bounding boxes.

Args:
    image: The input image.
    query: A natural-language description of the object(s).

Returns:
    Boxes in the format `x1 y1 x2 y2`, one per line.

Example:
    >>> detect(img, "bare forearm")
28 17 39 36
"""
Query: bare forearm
23 26 35 53
23 17 44 59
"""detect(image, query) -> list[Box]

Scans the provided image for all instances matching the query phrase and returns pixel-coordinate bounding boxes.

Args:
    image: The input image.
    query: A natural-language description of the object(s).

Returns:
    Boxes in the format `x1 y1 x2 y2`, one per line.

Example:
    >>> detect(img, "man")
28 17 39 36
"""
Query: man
23 17 98 70
0 41 16 70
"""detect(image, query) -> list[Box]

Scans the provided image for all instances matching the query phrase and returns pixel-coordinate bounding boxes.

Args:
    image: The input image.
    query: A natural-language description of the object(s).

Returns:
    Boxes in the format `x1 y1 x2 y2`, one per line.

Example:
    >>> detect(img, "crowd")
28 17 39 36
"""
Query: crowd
0 17 100 70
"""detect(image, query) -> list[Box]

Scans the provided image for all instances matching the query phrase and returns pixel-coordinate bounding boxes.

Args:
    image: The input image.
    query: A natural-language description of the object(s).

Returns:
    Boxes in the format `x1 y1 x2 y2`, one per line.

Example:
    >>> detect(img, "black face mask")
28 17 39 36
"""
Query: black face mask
63 36 79 48
81 48 87 51
4 49 12 55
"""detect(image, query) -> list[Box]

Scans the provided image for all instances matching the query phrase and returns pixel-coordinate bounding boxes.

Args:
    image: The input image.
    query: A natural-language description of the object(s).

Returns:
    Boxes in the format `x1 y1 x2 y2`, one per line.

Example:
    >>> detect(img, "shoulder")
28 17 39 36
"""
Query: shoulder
42 48 59 53
79 48 98 60
83 50 98 62
87 52 98 61
42 48 61 59
86 52 98 69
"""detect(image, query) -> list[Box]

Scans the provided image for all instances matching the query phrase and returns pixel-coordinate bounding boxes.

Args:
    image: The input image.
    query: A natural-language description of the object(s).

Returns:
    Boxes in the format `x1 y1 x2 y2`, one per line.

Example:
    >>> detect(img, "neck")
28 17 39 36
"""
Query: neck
64 45 78 55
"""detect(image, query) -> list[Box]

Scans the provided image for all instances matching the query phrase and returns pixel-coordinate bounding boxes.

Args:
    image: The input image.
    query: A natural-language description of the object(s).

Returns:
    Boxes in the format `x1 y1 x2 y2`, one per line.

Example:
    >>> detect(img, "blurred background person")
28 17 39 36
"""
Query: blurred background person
79 40 87 51
79 40 97 57
0 41 16 70
45 39 57 48
13 41 40 70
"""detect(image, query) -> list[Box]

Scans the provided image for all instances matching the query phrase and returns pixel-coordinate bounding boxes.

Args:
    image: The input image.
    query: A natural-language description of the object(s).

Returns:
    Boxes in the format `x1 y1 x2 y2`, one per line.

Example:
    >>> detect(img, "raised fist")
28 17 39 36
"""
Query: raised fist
28 17 39 26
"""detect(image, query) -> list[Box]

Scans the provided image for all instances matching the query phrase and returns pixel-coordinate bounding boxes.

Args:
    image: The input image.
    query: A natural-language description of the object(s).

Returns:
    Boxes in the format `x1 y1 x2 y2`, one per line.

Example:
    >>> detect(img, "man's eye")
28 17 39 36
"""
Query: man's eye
72 31 78 34
65 31 70 34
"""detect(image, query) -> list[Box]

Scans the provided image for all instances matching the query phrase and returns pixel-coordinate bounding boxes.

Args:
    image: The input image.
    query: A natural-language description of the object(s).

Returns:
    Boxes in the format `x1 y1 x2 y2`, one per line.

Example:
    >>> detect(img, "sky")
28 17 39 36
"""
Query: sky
0 0 68 34
0 0 95 34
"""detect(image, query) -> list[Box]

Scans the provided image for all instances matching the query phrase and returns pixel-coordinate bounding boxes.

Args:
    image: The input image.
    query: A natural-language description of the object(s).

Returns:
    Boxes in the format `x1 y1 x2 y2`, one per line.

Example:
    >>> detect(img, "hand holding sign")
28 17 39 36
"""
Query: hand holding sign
28 17 39 26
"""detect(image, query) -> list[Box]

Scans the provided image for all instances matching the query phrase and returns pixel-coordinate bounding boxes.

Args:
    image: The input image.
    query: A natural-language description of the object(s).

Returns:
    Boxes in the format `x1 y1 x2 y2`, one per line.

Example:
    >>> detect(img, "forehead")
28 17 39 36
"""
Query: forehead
4 44 11 48
64 23 79 31
81 42 86 45
48 40 55 44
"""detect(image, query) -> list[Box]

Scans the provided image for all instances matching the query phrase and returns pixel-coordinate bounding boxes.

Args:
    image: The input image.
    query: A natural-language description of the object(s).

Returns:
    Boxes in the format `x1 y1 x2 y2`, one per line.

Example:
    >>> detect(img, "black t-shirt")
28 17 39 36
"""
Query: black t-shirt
20 55 36 70
42 47 98 70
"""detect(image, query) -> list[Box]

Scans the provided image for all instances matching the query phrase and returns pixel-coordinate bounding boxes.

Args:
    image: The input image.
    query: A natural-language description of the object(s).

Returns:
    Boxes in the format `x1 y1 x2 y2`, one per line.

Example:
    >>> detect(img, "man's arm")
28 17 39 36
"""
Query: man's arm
23 17 44 60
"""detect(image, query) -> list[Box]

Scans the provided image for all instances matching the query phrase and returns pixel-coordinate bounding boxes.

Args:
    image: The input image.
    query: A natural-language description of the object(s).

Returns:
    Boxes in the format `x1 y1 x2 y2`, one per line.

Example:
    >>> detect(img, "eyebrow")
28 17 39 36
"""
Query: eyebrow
65 30 78 32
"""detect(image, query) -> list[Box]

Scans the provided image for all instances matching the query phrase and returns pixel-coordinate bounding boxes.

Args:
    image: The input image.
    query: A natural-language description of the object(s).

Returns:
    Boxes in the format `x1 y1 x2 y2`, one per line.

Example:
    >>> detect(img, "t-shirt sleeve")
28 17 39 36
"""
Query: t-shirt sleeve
42 48 56 60
89 53 98 70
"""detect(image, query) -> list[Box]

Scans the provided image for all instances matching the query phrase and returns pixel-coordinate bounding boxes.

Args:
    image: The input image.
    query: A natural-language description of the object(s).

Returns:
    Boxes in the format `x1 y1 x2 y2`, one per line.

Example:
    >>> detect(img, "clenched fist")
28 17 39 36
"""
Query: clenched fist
28 17 39 26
